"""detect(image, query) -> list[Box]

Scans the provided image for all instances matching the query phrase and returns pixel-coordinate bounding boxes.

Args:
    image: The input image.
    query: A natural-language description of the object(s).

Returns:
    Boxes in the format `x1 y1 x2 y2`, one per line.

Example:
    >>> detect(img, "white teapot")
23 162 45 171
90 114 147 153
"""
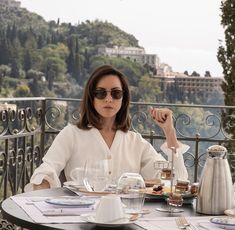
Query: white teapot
196 145 234 214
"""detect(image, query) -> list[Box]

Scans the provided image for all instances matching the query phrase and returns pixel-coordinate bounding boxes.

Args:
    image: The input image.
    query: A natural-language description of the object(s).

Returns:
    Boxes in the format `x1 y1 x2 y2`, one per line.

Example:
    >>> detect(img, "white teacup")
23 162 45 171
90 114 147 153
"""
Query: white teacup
70 167 84 185
95 195 125 223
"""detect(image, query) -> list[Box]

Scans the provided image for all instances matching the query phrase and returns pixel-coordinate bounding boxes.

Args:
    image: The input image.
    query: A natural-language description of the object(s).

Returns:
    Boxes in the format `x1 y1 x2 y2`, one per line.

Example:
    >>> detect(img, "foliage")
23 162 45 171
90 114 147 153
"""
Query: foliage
13 84 31 97
217 0 235 178
137 75 161 102
217 0 235 138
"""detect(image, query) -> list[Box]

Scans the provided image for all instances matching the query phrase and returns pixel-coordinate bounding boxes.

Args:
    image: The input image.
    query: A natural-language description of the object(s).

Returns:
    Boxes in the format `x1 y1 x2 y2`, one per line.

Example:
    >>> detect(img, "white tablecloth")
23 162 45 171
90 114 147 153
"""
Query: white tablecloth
11 196 228 229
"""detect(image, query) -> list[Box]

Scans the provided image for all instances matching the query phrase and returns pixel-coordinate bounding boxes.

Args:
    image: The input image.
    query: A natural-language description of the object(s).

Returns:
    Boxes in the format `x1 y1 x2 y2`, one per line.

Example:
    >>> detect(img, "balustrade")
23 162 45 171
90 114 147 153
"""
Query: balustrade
0 97 234 200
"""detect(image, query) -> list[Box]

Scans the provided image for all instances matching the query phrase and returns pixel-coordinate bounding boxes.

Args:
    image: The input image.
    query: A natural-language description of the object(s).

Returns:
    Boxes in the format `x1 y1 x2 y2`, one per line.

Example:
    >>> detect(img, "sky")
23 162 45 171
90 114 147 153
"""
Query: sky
19 0 225 77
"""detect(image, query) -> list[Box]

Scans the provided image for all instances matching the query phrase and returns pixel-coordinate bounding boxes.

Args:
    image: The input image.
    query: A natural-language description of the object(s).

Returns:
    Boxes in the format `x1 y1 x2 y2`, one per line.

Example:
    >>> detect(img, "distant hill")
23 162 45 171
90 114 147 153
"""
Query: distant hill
0 2 139 47
0 3 48 31
0 0 148 99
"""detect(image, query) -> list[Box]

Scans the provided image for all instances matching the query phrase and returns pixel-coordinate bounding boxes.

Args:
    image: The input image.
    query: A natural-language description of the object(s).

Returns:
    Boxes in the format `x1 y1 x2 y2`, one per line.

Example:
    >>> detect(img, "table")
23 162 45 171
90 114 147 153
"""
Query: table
1 187 199 230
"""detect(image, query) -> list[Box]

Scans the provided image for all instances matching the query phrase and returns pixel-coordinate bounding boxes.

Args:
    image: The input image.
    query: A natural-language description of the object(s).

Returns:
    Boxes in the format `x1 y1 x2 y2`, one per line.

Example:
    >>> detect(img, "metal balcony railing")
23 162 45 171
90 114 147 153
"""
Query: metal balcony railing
0 97 235 201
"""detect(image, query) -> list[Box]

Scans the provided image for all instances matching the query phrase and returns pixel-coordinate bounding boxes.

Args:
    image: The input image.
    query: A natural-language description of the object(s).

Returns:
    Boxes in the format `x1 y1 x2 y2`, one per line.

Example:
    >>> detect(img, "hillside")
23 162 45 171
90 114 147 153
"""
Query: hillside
0 0 152 100
0 3 48 32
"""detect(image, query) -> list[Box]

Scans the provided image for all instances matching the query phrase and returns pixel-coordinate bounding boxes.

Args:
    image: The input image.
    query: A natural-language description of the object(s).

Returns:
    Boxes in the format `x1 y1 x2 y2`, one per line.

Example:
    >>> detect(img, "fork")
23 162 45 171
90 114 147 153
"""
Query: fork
176 217 198 230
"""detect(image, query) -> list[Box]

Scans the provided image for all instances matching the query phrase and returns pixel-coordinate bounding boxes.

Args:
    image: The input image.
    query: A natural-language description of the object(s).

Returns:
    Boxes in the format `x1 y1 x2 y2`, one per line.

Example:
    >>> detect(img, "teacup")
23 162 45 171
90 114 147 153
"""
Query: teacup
70 167 84 186
95 195 125 223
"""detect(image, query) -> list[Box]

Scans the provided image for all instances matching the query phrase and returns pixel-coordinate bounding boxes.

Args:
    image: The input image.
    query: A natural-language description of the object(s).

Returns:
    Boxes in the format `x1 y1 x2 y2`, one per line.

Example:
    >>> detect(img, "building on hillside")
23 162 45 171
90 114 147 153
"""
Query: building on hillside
156 73 223 99
98 46 160 68
156 63 173 76
0 0 21 8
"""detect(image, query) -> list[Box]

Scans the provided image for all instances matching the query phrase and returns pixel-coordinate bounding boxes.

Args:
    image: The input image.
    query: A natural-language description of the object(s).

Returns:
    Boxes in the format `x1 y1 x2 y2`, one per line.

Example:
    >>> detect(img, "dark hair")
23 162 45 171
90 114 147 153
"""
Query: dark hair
77 65 130 132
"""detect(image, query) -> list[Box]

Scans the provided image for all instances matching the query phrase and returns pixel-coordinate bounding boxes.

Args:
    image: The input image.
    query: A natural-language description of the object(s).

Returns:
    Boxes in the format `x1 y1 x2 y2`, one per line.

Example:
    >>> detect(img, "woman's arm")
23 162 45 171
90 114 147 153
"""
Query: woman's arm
149 107 179 149
33 179 50 190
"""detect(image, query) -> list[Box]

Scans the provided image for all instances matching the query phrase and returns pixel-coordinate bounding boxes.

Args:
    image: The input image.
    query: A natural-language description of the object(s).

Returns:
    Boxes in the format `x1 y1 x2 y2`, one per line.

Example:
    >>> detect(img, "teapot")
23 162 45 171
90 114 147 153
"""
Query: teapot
196 145 234 214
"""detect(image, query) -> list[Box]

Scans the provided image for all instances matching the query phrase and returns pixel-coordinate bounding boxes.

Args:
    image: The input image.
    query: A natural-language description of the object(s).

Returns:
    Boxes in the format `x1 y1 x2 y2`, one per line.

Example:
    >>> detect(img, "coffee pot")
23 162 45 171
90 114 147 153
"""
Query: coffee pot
196 145 234 215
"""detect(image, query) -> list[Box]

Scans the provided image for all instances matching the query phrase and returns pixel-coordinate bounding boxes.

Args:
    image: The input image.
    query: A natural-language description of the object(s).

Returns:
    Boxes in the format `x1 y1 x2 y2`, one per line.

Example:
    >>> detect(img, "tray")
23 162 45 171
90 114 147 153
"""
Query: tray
145 187 197 204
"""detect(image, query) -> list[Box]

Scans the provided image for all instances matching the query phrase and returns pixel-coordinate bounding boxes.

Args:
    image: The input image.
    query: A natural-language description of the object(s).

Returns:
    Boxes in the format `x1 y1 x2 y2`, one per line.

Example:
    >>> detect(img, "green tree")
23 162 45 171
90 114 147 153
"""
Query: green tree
217 0 235 179
0 64 11 93
13 84 31 97
137 75 161 102
204 71 211 77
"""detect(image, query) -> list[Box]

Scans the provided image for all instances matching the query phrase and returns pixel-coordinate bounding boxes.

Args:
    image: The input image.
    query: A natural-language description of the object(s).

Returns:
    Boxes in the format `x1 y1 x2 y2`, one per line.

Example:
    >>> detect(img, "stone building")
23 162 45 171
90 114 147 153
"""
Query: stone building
98 46 160 68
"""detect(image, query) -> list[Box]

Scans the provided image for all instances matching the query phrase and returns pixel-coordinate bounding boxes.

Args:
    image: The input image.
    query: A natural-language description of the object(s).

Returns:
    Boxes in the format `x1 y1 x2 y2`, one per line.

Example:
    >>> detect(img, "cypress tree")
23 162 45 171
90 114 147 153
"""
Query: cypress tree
217 0 235 178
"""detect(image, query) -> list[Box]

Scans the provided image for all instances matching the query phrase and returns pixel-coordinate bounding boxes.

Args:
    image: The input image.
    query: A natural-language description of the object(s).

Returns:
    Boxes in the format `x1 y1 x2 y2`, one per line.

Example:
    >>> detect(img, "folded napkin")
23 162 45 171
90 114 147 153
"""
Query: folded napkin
33 201 95 216
11 196 95 223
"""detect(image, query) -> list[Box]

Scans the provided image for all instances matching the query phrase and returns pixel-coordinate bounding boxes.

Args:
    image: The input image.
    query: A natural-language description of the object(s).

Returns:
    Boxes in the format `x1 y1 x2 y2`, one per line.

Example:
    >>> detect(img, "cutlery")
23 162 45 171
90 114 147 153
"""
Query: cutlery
176 217 198 230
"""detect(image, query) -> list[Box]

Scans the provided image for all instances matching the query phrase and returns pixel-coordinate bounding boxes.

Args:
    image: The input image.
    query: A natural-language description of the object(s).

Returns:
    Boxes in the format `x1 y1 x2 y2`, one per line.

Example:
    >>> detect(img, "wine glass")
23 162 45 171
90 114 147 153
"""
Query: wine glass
83 159 110 192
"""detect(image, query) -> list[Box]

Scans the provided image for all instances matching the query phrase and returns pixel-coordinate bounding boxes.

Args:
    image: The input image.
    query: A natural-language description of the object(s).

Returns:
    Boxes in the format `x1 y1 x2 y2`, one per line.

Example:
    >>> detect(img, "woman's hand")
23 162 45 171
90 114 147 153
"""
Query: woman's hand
149 107 174 133
33 179 50 190
149 107 179 149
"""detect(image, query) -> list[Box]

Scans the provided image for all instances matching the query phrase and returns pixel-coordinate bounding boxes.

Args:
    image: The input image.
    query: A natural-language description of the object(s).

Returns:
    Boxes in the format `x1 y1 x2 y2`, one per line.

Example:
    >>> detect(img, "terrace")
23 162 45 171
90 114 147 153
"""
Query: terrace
0 97 235 202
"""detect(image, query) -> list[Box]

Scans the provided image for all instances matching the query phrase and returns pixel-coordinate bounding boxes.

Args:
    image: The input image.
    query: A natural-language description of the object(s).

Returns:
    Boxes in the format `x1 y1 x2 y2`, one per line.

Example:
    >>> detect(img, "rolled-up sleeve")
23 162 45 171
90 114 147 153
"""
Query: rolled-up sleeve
24 124 75 191
140 139 189 181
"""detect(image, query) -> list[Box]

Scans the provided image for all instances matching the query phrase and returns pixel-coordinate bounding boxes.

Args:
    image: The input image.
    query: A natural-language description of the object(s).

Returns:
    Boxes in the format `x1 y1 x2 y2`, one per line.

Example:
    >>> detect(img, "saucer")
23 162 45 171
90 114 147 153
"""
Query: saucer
45 197 95 207
80 213 134 227
210 217 235 229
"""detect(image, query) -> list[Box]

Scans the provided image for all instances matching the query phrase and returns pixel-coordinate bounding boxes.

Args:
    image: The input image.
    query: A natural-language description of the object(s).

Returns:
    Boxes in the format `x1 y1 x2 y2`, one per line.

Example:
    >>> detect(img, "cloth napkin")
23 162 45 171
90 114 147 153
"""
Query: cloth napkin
33 201 95 216
11 196 97 223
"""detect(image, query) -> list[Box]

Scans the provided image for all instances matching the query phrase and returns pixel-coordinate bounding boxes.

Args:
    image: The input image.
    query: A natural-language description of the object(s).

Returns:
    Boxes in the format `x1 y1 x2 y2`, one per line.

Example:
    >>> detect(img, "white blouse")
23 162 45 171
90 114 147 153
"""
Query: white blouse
25 124 189 191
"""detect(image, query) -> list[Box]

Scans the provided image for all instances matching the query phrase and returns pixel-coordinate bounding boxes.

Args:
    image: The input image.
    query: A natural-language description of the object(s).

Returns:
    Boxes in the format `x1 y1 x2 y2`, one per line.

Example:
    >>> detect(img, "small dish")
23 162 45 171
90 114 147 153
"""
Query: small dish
225 208 235 217
45 197 95 207
210 217 235 229
80 213 135 227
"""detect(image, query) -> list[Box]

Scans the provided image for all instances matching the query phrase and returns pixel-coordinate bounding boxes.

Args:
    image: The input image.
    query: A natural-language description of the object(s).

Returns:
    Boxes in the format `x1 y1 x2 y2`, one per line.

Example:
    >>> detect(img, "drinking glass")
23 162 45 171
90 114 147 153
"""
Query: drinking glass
117 173 146 214
83 159 110 192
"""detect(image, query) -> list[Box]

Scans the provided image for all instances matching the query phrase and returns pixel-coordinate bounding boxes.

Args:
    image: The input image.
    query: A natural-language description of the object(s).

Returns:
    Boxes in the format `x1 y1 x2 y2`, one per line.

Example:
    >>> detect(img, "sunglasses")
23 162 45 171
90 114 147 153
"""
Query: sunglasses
93 89 124 100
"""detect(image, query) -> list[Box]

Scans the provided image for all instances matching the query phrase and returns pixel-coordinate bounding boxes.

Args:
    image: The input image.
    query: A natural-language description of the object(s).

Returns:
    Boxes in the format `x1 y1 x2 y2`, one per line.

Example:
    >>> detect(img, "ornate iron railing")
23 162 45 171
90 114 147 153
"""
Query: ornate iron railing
0 97 235 201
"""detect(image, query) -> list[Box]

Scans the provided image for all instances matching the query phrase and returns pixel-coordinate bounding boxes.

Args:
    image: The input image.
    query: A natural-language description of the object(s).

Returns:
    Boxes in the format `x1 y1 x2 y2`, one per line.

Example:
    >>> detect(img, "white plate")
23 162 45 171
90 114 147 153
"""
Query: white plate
63 181 84 189
225 208 235 217
45 197 95 207
210 217 235 229
80 213 135 227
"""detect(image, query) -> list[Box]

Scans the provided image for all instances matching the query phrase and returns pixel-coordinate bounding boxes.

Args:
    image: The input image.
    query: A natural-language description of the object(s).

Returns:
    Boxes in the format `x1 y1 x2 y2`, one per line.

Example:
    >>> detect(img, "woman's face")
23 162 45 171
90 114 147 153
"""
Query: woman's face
93 74 123 121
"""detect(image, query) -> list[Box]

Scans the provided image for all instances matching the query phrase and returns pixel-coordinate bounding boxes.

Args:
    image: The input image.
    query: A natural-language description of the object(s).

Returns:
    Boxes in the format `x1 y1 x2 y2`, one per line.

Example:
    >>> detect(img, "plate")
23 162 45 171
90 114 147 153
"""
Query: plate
45 197 95 207
78 188 112 196
210 217 235 229
80 213 135 227
144 179 161 187
145 187 197 204
225 208 235 217
63 181 84 189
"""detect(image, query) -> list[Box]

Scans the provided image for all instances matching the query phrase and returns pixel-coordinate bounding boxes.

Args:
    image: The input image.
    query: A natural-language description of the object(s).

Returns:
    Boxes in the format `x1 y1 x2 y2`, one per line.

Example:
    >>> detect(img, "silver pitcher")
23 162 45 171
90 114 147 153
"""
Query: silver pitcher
196 145 234 215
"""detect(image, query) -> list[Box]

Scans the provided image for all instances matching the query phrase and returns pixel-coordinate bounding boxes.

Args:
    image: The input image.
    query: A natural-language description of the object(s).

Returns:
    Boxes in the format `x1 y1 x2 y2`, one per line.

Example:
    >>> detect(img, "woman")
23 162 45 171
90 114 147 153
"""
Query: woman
25 65 189 191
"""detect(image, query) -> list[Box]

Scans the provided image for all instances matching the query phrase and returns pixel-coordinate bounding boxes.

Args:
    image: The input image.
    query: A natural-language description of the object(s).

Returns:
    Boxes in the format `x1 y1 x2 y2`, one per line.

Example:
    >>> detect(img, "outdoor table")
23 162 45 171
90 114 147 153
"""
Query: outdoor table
1 187 200 230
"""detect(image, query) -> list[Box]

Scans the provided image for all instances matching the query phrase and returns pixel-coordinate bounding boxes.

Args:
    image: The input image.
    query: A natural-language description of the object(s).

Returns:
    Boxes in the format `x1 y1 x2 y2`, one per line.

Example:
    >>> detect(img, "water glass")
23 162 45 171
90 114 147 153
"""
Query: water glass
83 159 110 192
117 173 146 214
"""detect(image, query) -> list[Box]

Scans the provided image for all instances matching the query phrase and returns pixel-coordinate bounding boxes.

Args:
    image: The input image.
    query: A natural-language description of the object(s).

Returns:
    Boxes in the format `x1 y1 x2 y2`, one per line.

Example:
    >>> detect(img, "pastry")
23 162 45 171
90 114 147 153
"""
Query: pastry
168 192 183 206
161 168 172 180
175 179 189 192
